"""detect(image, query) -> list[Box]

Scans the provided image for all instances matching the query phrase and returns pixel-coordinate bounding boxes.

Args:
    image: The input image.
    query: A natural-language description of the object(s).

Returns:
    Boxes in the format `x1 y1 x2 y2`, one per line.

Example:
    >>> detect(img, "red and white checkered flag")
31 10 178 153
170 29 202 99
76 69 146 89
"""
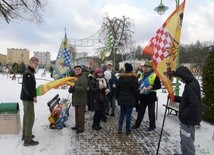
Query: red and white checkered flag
148 26 172 67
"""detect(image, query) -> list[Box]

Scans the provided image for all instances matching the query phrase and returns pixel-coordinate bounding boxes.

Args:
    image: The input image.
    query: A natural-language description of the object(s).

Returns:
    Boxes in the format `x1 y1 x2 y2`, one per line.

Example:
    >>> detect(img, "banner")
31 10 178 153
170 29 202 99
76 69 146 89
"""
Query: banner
101 32 114 60
142 0 186 100
36 77 76 96
52 32 72 80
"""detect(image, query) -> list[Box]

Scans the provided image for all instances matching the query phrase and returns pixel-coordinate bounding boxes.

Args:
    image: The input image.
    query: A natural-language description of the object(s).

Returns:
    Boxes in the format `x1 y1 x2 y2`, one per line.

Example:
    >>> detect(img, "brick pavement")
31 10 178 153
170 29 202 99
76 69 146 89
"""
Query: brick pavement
66 106 181 155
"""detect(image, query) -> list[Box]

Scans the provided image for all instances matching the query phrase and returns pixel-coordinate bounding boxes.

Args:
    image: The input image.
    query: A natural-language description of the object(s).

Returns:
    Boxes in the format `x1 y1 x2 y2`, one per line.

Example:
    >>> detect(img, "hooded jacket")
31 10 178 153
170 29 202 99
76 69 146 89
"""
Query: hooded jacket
173 66 202 125
115 73 140 108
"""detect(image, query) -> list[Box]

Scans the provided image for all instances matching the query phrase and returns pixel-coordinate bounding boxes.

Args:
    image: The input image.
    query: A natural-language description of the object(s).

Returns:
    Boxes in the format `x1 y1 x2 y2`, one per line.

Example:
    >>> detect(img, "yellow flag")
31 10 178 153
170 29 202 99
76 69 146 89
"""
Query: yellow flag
143 0 186 100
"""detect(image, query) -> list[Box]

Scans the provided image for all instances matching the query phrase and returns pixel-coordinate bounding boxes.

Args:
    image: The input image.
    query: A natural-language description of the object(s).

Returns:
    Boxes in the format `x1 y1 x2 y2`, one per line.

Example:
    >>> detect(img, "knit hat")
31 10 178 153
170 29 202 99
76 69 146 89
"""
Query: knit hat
74 65 82 69
106 60 112 66
144 60 152 68
125 63 133 72
29 57 39 63
104 70 112 80
94 68 103 76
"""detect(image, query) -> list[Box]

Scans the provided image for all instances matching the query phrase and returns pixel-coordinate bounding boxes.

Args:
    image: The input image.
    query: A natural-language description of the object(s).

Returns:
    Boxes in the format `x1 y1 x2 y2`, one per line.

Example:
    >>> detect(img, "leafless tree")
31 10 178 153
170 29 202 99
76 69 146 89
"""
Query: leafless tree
100 15 135 67
101 15 134 56
0 0 47 24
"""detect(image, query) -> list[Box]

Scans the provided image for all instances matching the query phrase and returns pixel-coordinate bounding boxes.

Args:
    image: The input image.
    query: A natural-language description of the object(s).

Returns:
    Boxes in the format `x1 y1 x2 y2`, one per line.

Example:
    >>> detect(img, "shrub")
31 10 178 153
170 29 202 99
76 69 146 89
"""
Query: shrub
201 47 214 124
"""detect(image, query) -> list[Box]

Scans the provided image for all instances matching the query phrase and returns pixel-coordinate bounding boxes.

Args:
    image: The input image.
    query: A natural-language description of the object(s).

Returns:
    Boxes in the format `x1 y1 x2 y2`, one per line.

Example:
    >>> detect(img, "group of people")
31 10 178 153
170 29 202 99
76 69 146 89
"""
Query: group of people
21 57 202 155
68 60 162 135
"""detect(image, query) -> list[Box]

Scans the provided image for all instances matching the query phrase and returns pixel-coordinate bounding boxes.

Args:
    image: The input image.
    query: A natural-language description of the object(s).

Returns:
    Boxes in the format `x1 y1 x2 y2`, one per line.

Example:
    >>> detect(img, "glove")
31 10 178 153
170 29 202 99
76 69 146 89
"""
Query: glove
68 86 75 93
105 88 110 95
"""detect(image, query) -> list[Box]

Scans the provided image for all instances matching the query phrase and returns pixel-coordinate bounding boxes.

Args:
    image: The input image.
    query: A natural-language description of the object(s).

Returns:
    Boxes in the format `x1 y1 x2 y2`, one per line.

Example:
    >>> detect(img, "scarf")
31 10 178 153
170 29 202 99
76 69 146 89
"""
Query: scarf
96 77 107 89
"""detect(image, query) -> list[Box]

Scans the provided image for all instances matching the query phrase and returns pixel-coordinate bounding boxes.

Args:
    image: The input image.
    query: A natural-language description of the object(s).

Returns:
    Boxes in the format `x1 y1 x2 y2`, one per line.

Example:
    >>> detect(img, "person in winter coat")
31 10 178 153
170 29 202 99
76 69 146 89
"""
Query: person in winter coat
115 63 140 135
172 66 202 155
132 60 161 131
90 68 107 130
104 70 117 117
69 65 88 134
20 57 39 146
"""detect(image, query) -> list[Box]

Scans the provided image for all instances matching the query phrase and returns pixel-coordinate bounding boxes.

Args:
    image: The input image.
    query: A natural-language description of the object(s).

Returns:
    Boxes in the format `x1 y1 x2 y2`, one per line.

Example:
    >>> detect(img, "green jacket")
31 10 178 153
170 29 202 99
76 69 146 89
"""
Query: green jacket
72 72 88 106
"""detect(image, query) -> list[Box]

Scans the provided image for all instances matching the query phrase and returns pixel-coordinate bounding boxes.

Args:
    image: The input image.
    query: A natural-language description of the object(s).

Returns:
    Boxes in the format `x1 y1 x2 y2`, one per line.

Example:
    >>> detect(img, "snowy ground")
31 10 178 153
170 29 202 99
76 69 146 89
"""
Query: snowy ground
0 69 213 155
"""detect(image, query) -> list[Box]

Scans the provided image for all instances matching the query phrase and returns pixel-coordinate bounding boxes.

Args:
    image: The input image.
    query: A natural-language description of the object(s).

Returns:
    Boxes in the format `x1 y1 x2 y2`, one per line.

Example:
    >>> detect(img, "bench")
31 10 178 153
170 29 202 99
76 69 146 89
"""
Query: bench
163 100 179 115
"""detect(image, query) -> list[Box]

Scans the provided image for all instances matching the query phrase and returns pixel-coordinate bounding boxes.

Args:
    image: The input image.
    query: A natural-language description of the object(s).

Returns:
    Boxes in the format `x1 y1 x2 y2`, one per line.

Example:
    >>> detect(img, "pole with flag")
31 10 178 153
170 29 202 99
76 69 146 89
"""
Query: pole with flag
143 0 185 101
142 0 186 154
52 29 72 80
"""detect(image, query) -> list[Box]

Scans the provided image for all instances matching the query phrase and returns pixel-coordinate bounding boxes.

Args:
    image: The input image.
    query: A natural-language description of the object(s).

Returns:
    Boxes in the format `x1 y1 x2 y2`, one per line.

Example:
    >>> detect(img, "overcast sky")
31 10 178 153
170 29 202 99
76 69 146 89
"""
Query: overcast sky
0 0 213 60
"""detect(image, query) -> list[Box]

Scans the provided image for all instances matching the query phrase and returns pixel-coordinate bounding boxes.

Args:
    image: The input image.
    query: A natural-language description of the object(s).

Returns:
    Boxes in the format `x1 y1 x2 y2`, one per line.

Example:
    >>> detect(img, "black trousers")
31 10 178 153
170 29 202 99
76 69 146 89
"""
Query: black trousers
93 110 102 126
135 101 156 128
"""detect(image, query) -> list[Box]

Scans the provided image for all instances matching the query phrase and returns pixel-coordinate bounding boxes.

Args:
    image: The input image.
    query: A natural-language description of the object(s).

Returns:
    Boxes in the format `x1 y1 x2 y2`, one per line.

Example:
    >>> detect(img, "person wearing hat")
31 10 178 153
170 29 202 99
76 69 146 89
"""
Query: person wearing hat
69 65 88 133
115 63 140 135
89 68 107 130
104 60 117 117
172 66 202 155
21 57 39 146
132 60 161 131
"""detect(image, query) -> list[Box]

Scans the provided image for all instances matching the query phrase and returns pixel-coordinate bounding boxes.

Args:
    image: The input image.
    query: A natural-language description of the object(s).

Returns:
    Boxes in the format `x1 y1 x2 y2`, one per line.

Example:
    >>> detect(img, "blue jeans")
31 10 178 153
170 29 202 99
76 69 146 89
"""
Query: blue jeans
180 123 196 155
119 106 133 132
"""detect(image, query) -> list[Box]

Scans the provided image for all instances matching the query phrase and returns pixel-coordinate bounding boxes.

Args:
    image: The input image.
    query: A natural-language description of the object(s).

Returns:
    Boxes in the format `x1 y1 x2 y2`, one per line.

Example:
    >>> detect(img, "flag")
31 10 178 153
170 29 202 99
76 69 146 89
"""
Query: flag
52 32 72 80
63 33 71 65
142 0 186 100
36 77 76 96
101 32 114 60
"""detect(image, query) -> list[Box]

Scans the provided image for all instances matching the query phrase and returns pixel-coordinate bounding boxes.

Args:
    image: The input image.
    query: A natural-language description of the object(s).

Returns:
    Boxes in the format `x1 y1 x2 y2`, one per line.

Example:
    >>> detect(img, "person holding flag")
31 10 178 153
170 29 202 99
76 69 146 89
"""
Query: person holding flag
172 66 202 155
132 60 161 131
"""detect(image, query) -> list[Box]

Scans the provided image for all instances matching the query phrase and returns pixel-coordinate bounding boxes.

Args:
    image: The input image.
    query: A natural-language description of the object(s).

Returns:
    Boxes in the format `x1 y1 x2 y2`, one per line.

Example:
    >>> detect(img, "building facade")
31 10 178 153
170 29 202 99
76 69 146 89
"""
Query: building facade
0 53 7 66
7 48 29 65
34 51 51 68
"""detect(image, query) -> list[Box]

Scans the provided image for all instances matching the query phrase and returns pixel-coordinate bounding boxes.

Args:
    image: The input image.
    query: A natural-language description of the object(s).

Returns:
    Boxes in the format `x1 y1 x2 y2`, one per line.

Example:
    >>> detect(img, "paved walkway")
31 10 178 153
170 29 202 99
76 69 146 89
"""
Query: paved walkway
66 106 181 155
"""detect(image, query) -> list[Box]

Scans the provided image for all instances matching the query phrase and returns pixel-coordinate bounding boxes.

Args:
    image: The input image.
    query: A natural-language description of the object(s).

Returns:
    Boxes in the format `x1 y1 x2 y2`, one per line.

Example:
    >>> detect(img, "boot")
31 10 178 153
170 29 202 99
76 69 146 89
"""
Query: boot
92 124 100 131
131 124 140 129
23 140 39 146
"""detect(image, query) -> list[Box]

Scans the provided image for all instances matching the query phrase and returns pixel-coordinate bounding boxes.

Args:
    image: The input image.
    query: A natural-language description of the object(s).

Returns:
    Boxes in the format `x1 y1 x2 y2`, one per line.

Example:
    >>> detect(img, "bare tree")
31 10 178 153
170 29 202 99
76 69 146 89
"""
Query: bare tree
0 0 47 24
101 15 135 66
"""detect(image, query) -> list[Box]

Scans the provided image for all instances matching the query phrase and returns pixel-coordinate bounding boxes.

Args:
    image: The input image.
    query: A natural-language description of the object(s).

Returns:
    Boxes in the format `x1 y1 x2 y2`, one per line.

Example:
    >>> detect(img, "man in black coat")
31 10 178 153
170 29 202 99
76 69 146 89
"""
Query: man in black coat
20 57 39 146
172 66 202 155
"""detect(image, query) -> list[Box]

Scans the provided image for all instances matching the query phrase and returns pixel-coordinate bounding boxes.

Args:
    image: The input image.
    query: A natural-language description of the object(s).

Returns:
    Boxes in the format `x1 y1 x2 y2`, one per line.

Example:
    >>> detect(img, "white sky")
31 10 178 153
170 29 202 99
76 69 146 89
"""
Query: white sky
0 0 214 60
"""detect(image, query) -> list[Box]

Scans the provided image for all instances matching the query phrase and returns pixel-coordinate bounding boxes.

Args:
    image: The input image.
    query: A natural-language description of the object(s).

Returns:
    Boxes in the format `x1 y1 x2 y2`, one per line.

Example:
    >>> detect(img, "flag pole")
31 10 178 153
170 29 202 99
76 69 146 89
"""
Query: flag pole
174 0 180 96
156 96 170 155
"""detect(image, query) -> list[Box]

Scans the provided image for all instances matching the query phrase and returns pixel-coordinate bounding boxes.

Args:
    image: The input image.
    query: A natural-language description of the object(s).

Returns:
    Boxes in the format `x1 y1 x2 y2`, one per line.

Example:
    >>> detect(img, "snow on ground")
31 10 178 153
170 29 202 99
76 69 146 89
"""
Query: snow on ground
0 69 213 155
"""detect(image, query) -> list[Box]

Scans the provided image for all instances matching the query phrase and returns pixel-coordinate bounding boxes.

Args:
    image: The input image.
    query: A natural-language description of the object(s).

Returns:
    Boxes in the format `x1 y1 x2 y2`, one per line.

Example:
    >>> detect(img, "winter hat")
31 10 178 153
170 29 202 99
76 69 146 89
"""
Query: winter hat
144 60 152 68
74 65 82 69
106 60 112 66
124 63 133 72
29 57 39 63
104 70 112 80
94 68 103 76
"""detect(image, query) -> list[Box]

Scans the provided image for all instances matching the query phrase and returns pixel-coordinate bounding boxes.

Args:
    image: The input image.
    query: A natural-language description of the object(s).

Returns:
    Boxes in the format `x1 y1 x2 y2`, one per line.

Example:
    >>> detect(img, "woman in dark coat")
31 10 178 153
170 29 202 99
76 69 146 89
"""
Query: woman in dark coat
90 68 107 131
115 63 140 135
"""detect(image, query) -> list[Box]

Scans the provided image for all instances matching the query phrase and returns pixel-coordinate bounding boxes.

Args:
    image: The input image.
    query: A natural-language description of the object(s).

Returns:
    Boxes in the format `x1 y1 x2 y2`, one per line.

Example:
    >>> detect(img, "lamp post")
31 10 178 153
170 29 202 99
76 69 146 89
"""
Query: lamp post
154 0 180 96
154 0 169 15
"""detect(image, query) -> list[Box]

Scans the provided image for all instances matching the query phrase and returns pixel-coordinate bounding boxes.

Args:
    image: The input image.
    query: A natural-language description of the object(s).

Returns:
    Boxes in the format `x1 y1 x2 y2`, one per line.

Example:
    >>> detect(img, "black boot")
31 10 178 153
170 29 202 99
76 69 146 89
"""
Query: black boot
23 140 39 146
131 124 140 129
92 124 100 131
